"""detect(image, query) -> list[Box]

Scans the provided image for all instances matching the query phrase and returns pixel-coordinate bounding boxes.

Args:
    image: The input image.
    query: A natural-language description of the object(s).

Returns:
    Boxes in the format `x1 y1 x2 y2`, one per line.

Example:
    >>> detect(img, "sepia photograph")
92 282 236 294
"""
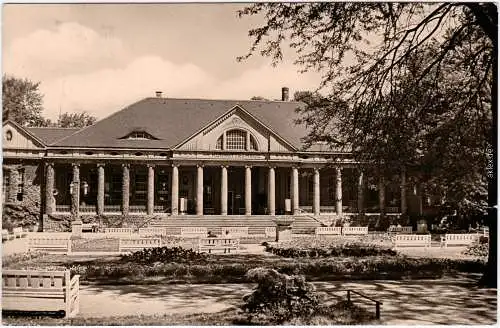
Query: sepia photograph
1 2 497 325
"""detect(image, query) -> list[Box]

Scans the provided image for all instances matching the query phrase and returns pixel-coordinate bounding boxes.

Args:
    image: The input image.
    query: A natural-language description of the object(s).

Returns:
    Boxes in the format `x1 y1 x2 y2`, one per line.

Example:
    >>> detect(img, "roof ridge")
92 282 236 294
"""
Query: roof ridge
145 96 303 104
28 126 81 130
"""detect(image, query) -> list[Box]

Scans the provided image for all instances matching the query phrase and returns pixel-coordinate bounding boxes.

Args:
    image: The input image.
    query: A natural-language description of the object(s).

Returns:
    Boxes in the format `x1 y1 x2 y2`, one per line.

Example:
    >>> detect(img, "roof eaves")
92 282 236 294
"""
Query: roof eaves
3 120 46 147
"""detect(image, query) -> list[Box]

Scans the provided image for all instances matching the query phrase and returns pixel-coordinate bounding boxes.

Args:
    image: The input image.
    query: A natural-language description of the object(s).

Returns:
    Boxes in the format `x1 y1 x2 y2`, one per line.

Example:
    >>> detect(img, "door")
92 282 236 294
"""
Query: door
228 191 234 215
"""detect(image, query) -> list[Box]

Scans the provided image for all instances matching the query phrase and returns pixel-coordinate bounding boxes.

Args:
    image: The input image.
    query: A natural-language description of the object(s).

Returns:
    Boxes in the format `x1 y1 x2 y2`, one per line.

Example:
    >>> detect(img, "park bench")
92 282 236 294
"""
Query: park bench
180 227 208 238
13 227 27 238
198 237 239 254
315 227 342 236
28 233 72 253
221 227 249 237
119 237 162 252
388 226 412 234
393 234 431 248
441 233 479 247
342 226 369 236
138 227 168 237
103 227 134 236
2 269 80 318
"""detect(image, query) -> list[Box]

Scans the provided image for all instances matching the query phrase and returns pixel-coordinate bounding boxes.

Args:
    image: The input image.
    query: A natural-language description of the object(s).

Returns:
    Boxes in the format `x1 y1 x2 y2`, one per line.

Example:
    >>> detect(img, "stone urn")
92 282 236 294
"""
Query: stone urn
274 216 295 242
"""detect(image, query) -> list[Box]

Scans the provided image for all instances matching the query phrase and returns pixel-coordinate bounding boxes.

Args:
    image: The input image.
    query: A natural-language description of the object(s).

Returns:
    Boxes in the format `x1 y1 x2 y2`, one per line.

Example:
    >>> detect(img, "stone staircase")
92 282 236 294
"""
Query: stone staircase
290 215 324 234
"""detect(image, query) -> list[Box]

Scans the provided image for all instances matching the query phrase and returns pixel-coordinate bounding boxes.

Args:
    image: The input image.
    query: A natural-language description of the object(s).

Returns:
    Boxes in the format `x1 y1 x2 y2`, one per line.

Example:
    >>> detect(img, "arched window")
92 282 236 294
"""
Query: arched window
215 129 259 151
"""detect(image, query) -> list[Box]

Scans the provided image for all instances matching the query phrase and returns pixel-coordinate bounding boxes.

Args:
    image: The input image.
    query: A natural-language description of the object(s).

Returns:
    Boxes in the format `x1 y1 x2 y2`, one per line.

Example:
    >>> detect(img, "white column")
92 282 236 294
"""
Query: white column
335 166 343 216
147 164 155 215
171 164 179 215
45 163 55 214
71 163 80 219
97 164 105 215
313 168 320 216
401 167 407 215
245 165 252 215
291 167 299 215
268 167 275 215
196 164 204 215
221 166 228 215
122 164 130 216
357 170 364 214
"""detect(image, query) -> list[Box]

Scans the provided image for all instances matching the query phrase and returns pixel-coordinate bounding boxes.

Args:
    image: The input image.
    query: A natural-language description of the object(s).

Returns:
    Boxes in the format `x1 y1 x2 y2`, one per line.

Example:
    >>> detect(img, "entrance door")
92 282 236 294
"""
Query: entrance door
228 191 234 215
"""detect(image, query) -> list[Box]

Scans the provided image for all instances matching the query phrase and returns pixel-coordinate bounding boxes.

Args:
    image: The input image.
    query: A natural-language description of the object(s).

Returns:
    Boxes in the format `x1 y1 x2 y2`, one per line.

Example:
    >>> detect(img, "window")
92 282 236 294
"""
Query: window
216 136 223 150
134 174 147 202
120 131 158 140
5 130 12 141
17 168 24 201
226 129 246 150
249 136 258 151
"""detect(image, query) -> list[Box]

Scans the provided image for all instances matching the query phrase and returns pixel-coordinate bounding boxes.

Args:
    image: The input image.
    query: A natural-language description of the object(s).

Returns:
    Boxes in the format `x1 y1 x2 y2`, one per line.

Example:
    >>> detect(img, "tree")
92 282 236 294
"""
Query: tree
57 112 97 128
2 75 49 127
239 3 496 287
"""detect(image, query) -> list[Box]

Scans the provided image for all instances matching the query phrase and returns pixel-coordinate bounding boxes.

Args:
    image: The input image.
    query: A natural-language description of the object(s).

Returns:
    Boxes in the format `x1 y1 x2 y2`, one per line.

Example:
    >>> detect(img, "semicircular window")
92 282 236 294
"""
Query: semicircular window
120 130 159 140
215 129 258 151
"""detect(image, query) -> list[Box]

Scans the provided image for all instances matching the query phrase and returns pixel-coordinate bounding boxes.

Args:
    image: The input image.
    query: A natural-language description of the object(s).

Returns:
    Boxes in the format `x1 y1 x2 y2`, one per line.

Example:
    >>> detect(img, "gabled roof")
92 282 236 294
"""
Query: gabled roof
27 127 81 145
3 120 46 147
53 97 309 149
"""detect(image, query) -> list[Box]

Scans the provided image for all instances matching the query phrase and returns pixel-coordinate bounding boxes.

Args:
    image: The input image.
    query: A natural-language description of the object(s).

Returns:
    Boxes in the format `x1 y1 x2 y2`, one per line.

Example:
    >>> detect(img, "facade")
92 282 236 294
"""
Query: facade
2 88 417 228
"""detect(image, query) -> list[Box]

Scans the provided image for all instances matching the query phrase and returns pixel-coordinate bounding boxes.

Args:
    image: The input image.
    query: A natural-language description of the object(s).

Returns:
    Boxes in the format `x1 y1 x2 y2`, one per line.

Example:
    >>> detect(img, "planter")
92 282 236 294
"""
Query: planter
274 216 295 242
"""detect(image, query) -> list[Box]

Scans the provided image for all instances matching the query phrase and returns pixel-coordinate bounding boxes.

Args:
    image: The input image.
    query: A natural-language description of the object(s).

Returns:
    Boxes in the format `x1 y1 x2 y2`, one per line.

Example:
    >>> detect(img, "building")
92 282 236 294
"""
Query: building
2 88 416 231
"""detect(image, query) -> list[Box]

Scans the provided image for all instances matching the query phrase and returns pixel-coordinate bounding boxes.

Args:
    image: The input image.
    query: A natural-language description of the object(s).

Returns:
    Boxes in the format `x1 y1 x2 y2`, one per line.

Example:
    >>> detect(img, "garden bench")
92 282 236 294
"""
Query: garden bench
103 227 134 236
13 227 27 238
119 237 162 252
388 226 412 234
139 227 168 237
441 233 479 247
393 234 431 248
180 227 208 238
2 269 80 318
221 227 249 237
265 227 276 238
315 227 342 236
342 226 369 235
198 237 239 254
28 233 72 253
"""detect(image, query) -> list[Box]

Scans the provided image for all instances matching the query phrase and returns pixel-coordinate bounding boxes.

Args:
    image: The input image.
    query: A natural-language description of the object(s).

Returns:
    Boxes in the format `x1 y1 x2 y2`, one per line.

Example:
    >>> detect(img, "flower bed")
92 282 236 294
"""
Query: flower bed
264 238 397 258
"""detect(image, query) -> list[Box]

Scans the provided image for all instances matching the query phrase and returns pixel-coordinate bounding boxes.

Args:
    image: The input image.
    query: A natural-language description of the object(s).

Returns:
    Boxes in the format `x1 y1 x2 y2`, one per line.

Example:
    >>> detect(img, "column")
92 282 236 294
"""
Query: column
45 163 55 214
122 164 130 216
7 168 19 203
401 167 407 215
291 167 299 215
221 165 228 215
335 166 343 216
147 164 155 215
71 163 80 219
196 164 204 216
245 165 252 215
379 176 385 215
268 167 275 215
97 164 105 215
171 164 179 215
357 170 365 214
313 168 320 216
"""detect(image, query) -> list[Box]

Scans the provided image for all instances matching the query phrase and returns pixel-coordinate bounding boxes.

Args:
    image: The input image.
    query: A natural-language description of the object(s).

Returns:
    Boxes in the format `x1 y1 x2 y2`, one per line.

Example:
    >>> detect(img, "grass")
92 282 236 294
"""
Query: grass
2 301 377 326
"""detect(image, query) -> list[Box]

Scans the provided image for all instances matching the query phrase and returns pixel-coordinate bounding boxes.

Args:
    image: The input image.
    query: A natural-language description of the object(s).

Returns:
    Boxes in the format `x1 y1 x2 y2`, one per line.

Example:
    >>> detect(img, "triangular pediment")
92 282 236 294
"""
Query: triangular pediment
2 120 45 149
175 106 296 152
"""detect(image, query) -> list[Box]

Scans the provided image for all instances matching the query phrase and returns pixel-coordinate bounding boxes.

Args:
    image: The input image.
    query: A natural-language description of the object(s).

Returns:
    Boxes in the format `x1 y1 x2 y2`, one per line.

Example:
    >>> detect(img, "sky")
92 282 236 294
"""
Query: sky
3 3 323 120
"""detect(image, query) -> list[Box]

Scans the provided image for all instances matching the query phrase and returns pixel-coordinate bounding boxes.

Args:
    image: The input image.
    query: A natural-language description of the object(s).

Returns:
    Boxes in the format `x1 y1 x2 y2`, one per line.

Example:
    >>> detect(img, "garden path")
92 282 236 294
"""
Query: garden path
78 274 496 325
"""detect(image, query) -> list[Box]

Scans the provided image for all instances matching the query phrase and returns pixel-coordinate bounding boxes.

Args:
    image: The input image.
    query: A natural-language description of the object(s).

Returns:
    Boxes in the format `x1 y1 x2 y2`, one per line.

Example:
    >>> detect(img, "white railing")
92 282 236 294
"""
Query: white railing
315 227 342 235
180 227 207 237
394 234 431 248
55 205 70 213
198 237 239 254
28 233 72 253
119 237 162 252
138 227 168 237
441 233 479 247
342 226 369 235
220 227 249 237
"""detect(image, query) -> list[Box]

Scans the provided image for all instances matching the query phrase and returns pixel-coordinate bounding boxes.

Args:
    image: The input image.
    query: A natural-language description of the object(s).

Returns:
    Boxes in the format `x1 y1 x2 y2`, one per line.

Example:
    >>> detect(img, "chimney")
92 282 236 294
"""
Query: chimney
155 91 163 98
281 87 289 101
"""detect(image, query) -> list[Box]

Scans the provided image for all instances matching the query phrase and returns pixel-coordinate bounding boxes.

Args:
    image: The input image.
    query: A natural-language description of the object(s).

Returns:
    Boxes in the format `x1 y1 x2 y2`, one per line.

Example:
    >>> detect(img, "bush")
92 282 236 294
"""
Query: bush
2 251 47 268
120 246 207 264
463 242 489 257
242 268 319 324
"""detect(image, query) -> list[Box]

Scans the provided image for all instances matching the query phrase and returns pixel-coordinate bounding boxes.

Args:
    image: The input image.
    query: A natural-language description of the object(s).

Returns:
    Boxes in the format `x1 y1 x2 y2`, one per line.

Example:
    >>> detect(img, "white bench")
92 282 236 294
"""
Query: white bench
221 227 249 237
342 226 369 235
315 227 342 236
119 237 162 252
393 234 431 248
388 226 413 234
198 238 239 254
103 227 134 236
13 227 27 238
2 269 80 318
180 227 208 238
441 233 479 247
139 227 167 237
28 233 72 253
265 227 276 238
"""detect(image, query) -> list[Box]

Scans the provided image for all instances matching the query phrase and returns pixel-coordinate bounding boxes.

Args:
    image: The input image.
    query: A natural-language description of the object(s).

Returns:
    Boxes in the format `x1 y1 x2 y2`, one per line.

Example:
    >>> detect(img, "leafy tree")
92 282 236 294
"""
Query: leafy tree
239 3 496 286
57 111 97 128
2 75 48 127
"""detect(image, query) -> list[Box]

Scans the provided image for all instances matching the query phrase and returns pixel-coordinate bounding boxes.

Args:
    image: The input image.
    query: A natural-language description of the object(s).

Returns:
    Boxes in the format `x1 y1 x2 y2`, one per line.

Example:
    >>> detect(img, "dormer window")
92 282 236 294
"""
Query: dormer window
120 130 158 140
216 129 258 151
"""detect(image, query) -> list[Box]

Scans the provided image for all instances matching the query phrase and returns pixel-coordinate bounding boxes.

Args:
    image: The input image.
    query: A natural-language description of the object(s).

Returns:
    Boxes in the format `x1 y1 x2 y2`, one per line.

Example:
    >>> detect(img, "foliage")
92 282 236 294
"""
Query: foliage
2 251 47 268
120 246 207 264
264 240 397 258
242 268 319 324
57 111 96 128
463 238 489 257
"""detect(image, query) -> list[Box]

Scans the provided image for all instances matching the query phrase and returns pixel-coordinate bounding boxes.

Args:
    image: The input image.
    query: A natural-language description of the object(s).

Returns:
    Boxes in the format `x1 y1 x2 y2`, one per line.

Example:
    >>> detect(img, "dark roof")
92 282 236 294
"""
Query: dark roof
27 127 81 145
53 98 310 149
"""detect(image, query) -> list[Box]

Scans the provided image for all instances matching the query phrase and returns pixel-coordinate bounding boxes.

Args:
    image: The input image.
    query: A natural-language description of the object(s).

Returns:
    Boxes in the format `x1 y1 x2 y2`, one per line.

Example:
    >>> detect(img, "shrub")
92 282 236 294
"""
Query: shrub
120 246 207 264
2 251 47 268
242 268 319 324
463 242 489 257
